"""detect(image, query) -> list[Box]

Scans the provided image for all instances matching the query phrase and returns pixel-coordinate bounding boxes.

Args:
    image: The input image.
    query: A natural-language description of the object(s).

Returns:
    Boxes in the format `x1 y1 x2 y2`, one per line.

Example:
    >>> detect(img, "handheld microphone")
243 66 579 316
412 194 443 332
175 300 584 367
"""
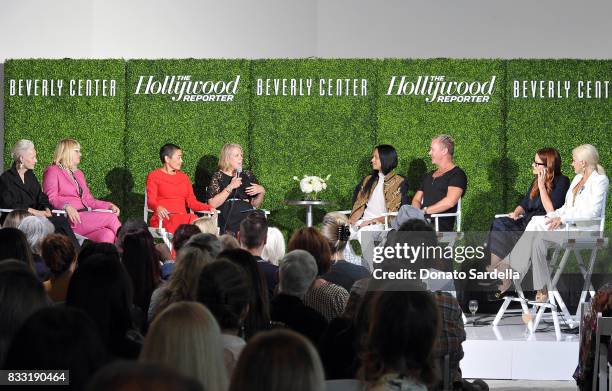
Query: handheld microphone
236 166 242 178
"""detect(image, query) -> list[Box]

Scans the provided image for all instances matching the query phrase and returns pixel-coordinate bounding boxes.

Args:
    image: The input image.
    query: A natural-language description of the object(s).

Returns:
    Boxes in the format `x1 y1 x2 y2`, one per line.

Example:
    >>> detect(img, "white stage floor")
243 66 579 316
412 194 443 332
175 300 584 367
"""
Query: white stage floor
460 310 579 381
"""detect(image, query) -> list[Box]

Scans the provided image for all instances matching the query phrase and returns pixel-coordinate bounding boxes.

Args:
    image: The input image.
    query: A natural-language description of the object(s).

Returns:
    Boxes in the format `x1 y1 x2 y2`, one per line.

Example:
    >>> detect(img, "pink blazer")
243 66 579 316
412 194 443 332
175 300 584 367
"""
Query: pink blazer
42 164 111 211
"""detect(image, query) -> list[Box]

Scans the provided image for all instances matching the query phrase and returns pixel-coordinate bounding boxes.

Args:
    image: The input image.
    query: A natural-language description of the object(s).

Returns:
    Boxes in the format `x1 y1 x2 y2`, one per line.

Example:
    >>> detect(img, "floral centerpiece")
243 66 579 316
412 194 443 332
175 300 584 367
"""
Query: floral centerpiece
293 175 330 201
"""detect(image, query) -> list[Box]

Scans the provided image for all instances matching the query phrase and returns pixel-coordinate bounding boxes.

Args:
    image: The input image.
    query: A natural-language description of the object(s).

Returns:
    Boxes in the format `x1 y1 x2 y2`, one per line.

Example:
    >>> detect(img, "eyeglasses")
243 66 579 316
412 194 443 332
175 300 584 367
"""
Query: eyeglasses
532 161 545 166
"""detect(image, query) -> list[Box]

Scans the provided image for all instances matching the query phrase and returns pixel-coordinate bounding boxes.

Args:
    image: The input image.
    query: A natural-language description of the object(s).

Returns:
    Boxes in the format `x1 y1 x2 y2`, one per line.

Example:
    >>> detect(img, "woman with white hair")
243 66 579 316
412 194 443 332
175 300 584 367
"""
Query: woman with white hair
261 227 285 266
496 144 609 302
0 139 79 248
18 215 55 280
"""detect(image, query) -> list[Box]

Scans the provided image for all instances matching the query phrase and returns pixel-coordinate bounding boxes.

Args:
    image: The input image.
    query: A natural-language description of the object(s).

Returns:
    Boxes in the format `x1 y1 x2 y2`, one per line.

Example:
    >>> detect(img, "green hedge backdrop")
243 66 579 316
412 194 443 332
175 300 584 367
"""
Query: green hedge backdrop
3 59 611 236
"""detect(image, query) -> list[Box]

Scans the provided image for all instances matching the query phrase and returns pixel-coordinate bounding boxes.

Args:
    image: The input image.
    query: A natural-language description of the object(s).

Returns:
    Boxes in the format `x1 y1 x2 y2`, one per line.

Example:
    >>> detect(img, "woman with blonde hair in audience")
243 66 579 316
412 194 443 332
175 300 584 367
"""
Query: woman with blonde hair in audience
193 214 220 235
140 301 229 391
43 138 121 243
229 329 325 391
261 227 285 266
148 246 215 322
2 209 31 229
320 212 370 291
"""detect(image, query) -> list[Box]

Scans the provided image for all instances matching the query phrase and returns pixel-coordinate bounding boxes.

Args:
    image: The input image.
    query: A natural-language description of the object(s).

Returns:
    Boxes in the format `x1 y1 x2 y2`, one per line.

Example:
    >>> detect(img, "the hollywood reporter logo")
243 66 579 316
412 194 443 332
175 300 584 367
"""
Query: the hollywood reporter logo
134 75 240 102
387 75 496 103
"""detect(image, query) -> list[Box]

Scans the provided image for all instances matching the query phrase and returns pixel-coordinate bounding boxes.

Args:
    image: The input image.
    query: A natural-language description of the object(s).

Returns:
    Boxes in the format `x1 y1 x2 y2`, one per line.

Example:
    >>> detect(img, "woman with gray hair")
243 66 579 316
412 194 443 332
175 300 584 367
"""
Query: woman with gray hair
269 250 328 344
18 215 55 280
0 139 79 248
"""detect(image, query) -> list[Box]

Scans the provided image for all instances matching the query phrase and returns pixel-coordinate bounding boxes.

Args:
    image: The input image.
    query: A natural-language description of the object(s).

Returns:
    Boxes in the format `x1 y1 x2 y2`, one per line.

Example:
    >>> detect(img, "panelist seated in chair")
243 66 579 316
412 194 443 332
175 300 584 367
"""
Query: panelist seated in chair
411 135 467 232
146 143 213 235
487 148 570 269
206 143 265 236
43 138 121 244
348 144 408 237
0 139 79 248
495 144 609 302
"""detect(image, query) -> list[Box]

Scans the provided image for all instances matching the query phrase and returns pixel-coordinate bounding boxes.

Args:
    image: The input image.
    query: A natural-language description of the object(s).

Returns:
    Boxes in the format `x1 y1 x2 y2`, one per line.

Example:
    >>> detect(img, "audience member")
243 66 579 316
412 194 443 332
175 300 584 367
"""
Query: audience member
261 227 285 266
238 213 278 297
270 250 328 344
140 302 228 391
0 263 47 366
220 248 272 340
229 329 325 391
148 246 214 322
219 233 240 250
320 212 370 291
0 227 34 272
18 215 55 280
41 233 77 302
2 209 31 228
288 227 349 321
3 307 109 390
197 260 249 373
66 253 143 359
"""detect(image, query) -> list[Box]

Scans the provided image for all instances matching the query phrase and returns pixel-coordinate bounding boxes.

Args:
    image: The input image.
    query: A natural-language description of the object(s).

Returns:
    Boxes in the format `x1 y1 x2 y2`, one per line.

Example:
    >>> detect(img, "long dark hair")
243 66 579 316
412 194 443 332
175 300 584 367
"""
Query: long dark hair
361 145 398 196
219 249 271 340
530 147 562 199
122 228 162 313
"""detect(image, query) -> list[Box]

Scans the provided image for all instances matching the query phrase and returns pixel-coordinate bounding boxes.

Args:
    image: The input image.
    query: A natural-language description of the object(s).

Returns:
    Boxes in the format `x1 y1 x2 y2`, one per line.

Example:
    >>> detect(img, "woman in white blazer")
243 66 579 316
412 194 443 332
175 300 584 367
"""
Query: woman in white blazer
495 144 609 301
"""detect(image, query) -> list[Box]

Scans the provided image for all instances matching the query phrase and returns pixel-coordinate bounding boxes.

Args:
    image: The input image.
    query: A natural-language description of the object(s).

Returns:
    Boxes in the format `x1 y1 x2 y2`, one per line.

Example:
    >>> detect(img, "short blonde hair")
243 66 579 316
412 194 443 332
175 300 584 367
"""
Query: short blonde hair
320 212 350 253
11 139 35 163
433 134 455 156
140 301 228 391
193 215 219 236
262 227 286 266
218 143 242 172
53 138 80 169
573 144 605 175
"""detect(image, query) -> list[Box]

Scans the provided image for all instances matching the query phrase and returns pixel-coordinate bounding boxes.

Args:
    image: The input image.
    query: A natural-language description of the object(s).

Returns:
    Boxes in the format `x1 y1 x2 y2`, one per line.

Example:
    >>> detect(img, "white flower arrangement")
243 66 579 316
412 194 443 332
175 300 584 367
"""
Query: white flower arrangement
293 175 331 200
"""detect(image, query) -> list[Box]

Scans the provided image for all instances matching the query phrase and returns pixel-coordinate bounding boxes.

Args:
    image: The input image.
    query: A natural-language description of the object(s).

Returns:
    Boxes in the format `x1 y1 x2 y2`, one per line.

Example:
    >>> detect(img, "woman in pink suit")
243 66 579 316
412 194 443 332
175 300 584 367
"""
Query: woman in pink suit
43 139 121 243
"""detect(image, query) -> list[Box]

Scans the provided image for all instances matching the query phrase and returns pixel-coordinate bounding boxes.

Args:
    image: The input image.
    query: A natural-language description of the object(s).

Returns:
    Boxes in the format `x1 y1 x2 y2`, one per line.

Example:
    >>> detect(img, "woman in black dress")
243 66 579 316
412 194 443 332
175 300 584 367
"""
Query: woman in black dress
206 144 265 235
0 140 79 248
488 147 570 269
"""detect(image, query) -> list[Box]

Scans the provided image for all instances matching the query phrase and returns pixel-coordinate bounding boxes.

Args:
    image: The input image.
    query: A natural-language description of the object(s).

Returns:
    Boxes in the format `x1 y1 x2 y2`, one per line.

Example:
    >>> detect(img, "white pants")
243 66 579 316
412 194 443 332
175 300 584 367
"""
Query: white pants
505 216 567 290
350 221 386 271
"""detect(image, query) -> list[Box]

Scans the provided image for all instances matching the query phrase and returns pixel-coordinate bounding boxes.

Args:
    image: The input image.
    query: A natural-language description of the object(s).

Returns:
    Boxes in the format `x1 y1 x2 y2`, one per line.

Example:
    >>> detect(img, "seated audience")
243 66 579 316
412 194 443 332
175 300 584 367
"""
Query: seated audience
359 287 439 391
220 248 272 340
146 143 213 234
148 246 214 322
193 214 220 235
220 233 240 250
3 307 109 390
121 228 162 316
159 223 202 279
270 250 328 344
321 212 370 291
238 213 278 297
0 139 79 247
87 361 203 391
0 263 48 366
41 233 77 303
197 260 250 373
2 209 31 228
18 215 55 280
140 302 228 391
0 227 35 272
261 226 286 266
185 233 223 258
288 227 349 321
66 253 143 359
411 135 467 232
229 329 326 391
43 138 121 243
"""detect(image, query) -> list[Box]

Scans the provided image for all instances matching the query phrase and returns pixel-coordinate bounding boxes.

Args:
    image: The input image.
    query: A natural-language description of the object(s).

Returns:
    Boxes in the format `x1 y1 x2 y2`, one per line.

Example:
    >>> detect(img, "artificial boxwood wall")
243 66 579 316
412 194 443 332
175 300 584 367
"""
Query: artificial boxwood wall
4 59 611 235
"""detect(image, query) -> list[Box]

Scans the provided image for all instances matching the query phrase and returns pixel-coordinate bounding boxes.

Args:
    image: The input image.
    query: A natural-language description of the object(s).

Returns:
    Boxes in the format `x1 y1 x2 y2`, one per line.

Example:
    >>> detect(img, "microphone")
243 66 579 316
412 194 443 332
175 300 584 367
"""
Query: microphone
236 166 242 178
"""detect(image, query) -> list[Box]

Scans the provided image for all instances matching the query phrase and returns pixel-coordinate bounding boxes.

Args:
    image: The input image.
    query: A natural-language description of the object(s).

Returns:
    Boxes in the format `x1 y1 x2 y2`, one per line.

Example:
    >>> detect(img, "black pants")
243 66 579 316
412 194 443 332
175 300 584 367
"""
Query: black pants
218 200 257 236
48 215 81 250
487 216 528 259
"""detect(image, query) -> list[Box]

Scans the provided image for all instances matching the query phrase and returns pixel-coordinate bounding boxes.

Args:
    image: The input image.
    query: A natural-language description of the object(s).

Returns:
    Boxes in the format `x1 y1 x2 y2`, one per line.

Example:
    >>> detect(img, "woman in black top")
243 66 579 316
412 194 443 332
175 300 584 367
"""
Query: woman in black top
206 144 265 235
0 140 79 248
488 147 570 266
412 135 467 232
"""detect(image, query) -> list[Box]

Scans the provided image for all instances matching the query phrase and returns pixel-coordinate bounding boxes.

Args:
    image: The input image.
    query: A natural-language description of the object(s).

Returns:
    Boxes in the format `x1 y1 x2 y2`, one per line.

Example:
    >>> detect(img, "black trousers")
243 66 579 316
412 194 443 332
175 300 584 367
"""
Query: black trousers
48 215 81 250
487 216 528 259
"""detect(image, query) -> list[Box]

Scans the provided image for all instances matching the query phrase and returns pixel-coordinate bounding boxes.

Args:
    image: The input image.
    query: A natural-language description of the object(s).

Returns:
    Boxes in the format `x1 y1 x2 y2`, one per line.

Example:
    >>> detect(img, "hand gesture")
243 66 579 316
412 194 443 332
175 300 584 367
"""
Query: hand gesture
508 211 521 220
546 216 562 230
537 166 546 190
156 206 170 220
246 183 265 196
65 205 81 225
109 203 121 216
229 176 242 190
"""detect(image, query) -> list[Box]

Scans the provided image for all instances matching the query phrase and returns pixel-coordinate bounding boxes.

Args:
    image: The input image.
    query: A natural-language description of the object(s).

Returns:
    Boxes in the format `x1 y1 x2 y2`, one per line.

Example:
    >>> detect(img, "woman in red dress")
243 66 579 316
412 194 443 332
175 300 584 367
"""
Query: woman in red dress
146 144 214 234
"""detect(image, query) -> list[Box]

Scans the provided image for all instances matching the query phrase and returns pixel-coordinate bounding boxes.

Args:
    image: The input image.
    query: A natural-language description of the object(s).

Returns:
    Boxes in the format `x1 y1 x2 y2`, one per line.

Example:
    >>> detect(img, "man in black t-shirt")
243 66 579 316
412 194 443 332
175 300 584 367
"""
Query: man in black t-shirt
411 135 467 232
